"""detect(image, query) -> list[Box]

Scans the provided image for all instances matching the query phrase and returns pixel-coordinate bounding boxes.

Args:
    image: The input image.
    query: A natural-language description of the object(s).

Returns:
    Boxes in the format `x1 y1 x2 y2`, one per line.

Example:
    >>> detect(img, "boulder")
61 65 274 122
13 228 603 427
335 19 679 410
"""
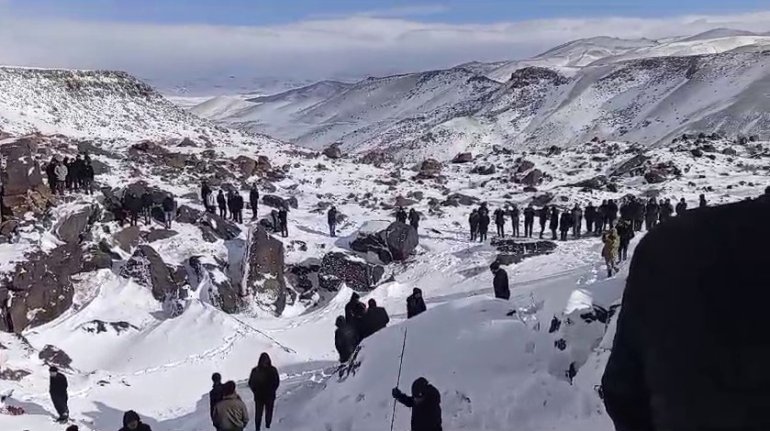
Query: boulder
644 171 666 184
416 159 442 179
491 239 558 265
319 252 384 292
531 193 554 207
114 226 142 252
0 138 53 217
189 256 242 314
262 195 298 209
521 169 544 186
452 152 473 163
516 160 535 173
143 229 178 243
691 148 704 158
120 245 181 301
609 154 650 178
286 260 322 295
359 150 392 166
242 226 287 315
442 193 479 207
471 165 496 175
81 246 114 272
568 175 607 190
385 222 419 261
55 205 98 244
0 220 20 243
349 221 418 264
234 156 258 177
176 205 241 241
394 196 418 208
323 143 343 159
722 147 738 156
38 345 72 370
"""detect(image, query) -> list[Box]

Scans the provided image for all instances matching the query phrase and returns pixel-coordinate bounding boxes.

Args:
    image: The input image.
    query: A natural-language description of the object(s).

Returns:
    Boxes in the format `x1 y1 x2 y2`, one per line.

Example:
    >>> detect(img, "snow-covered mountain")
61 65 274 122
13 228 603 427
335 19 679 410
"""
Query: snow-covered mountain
191 30 770 161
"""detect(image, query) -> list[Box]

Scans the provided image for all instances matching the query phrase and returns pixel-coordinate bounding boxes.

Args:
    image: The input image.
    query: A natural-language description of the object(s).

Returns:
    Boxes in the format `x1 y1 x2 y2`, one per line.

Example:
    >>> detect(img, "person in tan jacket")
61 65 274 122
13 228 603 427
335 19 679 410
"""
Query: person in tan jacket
602 227 620 277
213 381 249 431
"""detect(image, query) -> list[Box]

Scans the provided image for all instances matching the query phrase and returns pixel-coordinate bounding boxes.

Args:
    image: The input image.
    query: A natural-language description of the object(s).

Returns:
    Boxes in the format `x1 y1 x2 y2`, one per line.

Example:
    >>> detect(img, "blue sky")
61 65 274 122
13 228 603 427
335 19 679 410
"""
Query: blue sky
5 0 769 25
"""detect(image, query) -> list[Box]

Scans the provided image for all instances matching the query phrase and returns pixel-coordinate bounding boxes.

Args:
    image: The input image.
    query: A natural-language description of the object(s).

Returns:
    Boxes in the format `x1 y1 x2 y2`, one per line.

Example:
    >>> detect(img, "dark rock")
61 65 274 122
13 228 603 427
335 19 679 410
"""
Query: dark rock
286 260 322 294
416 158 442 179
607 183 619 193
79 320 138 334
55 205 98 244
386 222 419 261
242 226 287 315
521 169 544 186
114 226 142 252
350 221 418 264
722 147 738 156
569 175 607 190
0 368 30 381
319 252 384 292
394 196 418 207
452 152 473 163
143 229 178 243
38 345 72 369
516 160 535 174
323 143 343 159
81 246 113 272
234 155 258 177
523 186 538 193
442 193 478 207
262 195 298 209
120 245 181 301
644 171 666 184
491 239 558 265
691 148 704 158
531 193 554 207
471 164 496 175
609 154 650 178
0 137 52 217
188 257 242 314
198 212 241 241
359 150 392 166
175 205 203 224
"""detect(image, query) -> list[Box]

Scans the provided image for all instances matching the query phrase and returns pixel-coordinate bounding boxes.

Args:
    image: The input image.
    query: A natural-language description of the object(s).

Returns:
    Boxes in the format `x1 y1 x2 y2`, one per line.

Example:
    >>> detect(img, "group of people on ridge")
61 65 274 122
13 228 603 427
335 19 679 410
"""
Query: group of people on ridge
335 293 391 362
395 207 421 232
117 190 177 229
45 153 96 196
201 182 290 237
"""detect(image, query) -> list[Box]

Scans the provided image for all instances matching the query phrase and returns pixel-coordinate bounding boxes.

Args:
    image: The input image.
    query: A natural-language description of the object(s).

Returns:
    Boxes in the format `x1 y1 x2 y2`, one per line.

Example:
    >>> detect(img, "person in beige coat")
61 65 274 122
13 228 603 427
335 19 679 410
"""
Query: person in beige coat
213 381 249 431
602 227 620 277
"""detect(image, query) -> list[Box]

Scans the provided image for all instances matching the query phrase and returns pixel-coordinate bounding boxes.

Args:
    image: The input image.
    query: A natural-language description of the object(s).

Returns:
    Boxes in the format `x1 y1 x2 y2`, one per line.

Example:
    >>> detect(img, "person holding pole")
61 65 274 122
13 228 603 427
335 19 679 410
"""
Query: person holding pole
392 377 443 431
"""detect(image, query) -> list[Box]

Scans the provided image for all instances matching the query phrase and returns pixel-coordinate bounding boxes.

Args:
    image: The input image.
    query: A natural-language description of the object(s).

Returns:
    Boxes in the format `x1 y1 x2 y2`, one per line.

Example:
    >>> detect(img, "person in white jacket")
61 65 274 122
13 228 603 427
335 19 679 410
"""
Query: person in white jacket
54 162 68 195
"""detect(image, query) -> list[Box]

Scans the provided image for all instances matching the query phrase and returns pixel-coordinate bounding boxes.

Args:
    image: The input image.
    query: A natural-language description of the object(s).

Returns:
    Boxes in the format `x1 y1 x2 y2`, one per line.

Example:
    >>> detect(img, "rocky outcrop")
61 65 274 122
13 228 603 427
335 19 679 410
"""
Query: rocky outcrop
143 229 178 243
521 169 544 186
415 159 442 179
452 152 473 163
120 245 183 301
516 160 535 173
609 154 650 178
262 195 298 210
114 226 142 252
569 175 608 190
442 193 479 207
471 165 496 175
176 205 241 241
55 204 99 244
323 143 343 159
319 252 384 292
0 137 53 217
189 256 242 314
491 239 558 265
350 221 418 264
79 320 138 335
242 226 287 315
39 345 72 370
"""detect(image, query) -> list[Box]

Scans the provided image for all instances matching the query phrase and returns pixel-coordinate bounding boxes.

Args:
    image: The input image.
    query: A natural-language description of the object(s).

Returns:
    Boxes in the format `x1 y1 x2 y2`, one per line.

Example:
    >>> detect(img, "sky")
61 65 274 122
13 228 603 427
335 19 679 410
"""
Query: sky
0 0 769 94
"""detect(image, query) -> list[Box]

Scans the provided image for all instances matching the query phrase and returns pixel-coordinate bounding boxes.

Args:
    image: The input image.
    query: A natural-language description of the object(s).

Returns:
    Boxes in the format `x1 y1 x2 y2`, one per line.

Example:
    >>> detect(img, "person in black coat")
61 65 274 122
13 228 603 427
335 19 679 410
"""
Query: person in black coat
327 206 338 237
82 160 95 195
278 208 288 237
201 181 212 212
248 352 280 431
162 195 176 229
362 298 389 338
559 211 572 241
598 200 609 232
538 206 549 239
645 198 659 231
408 209 420 233
659 198 674 223
478 213 490 242
615 219 634 262
523 204 535 238
392 377 442 431
140 192 153 226
124 192 142 227
468 209 479 241
490 261 509 300
231 192 244 224
549 207 559 240
699 194 707 208
406 288 427 319
217 190 227 219
508 205 520 237
226 191 236 221
209 372 224 429
345 292 366 334
49 367 69 422
676 198 688 216
334 316 360 363
602 198 770 431
494 208 506 238
45 157 58 192
396 207 408 224
119 410 152 431
606 199 619 227
249 185 260 220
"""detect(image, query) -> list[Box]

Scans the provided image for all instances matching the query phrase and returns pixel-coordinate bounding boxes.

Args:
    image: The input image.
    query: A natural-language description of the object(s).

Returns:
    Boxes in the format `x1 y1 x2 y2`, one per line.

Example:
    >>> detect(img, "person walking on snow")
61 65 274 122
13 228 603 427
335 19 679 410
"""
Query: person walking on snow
248 353 280 431
601 227 620 277
407 288 427 319
468 209 479 241
49 367 69 423
523 204 535 238
212 381 249 431
392 377 443 431
162 194 176 229
408 208 420 233
490 261 510 300
494 208 506 238
327 206 338 237
209 373 225 430
217 190 227 219
509 204 520 237
334 316 360 363
119 410 152 431
249 185 260 220
362 298 389 338
344 292 366 335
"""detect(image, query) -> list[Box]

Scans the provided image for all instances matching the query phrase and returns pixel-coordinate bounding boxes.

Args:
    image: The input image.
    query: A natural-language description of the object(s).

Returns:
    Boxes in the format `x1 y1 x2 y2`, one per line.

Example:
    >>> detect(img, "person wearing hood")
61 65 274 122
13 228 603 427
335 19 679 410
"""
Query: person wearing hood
119 410 152 431
209 373 225 430
344 292 366 334
602 227 620 277
396 207 408 224
248 353 280 431
49 367 69 423
559 210 573 241
406 288 427 319
523 204 535 238
334 316 360 363
217 190 227 219
468 209 479 241
490 261 509 300
362 298 390 338
408 209 420 233
392 377 442 431
249 185 260 220
212 381 249 431
327 206 338 237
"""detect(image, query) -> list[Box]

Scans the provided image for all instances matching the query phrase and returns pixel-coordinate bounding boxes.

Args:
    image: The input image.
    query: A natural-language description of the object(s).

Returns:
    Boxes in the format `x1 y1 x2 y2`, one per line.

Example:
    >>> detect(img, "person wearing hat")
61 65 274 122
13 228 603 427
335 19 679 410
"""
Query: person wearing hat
119 410 152 431
392 377 442 431
49 367 69 423
490 261 510 300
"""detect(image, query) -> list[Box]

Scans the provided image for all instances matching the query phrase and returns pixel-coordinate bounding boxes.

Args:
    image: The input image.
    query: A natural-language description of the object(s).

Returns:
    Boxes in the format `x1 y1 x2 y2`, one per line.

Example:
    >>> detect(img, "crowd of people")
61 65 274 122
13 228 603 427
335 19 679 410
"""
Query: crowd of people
115 191 177 230
335 293 392 363
44 153 96 196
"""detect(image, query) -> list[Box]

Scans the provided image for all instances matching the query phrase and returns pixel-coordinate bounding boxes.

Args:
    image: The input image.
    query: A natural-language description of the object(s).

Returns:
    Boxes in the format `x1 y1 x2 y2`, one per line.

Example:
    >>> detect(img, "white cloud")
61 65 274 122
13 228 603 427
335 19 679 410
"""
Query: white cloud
0 8 769 91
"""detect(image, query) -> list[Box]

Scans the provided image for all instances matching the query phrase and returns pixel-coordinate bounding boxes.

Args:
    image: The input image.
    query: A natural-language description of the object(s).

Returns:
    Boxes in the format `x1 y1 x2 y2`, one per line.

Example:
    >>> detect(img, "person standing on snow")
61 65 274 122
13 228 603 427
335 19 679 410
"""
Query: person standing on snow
54 160 68 195
468 209 479 241
615 219 634 263
538 206 549 239
140 191 153 226
559 210 572 241
217 190 227 219
584 202 596 234
396 207 408 224
406 288 427 319
549 207 560 240
508 204 520 237
606 199 619 227
601 227 620 277
45 157 58 193
699 194 708 208
478 211 490 242
248 353 280 431
344 292 366 335
490 261 510 300
523 204 535 238
162 194 176 229
645 198 659 231
278 207 288 237
392 377 442 431
119 410 152 431
201 181 212 213
659 198 674 223
408 209 420 233
212 381 249 431
362 298 389 338
571 204 583 238
82 159 95 195
226 191 236 221
334 316 360 363
49 367 69 423
124 192 141 227
232 192 244 224
249 185 260 220
327 206 338 237
209 373 225 430
676 198 688 216
494 208 506 238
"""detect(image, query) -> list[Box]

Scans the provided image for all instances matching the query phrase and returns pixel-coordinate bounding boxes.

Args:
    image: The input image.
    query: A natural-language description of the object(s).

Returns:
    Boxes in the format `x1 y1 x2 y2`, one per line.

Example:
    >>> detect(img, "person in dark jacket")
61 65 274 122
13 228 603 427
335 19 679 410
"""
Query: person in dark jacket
523 204 535 238
278 208 288 237
494 208 506 238
478 212 490 242
45 157 58 192
538 206 549 239
249 185 260 220
66 426 79 431
70 155 84 192
645 198 659 231
508 205 520 237
327 206 338 237
217 190 227 219
598 200 609 232
231 192 244 224
162 195 176 229
602 198 770 431
615 219 634 262
571 204 583 238
478 203 489 218
468 209 479 241
201 181 212 212
559 211 572 241
140 191 153 226
699 194 707 208
124 192 141 227
270 210 279 233
49 367 69 422
248 353 280 431
659 198 674 223
334 316 360 363
584 202 596 234
408 209 420 233
362 298 389 338
675 198 687 216
406 288 427 319
82 160 95 195
392 377 442 431
212 382 249 431
226 191 236 221
119 410 152 431
396 207 408 224
549 207 559 240
209 372 225 430
606 199 619 227
345 292 366 334
490 261 509 300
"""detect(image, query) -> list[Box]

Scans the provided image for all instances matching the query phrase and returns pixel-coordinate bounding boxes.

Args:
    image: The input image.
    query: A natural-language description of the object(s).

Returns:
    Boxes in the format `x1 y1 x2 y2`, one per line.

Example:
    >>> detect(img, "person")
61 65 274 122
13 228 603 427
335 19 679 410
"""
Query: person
396 207 408 224
675 198 687 216
632 198 645 232
232 192 244 224
699 194 707 208
226 191 236 221
602 197 770 431
538 206 549 239
408 209 420 233
478 211 490 242
478 203 489 218
494 208 505 238
659 198 674 223
162 195 176 229
249 185 260 220
278 207 288 237
601 227 620 278
212 381 249 431
49 367 68 423
571 204 583 237
392 377 442 431
598 200 609 232
549 207 559 240
615 219 634 262
406 288 427 319
468 209 479 241
209 373 225 430
201 181 212 210
82 159 94 195
217 190 227 219
362 298 389 338
205 191 216 214
119 410 152 431
270 210 280 233
344 292 366 334
125 192 141 227
334 316 360 363
584 202 596 234
248 353 280 431
490 261 509 300
73 155 86 192
327 206 338 237
523 204 535 238
559 210 572 241
54 160 68 195
140 191 153 226
45 157 58 192
606 199 619 227
508 205 520 237
645 198 659 231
